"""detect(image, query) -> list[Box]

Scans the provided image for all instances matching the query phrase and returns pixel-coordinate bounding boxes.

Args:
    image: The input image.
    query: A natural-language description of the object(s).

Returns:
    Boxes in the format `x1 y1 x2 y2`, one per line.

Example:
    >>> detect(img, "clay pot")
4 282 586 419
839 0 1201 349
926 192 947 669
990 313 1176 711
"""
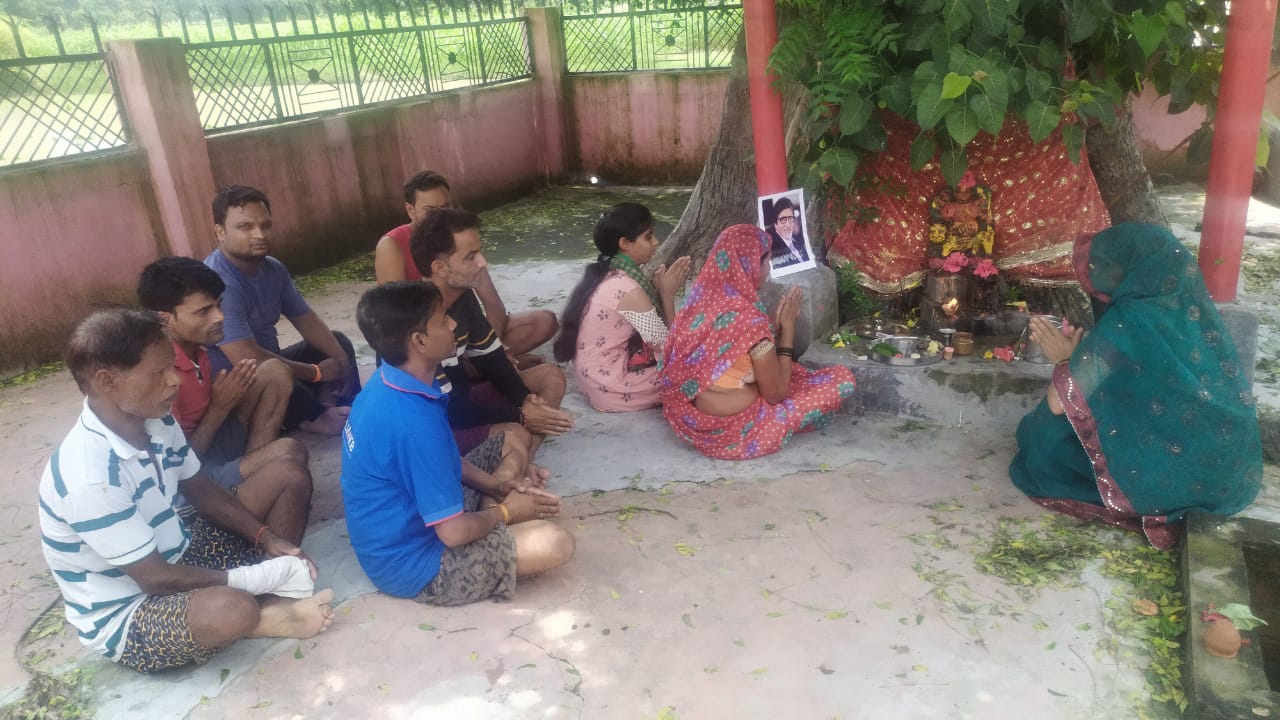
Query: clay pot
1204 618 1242 658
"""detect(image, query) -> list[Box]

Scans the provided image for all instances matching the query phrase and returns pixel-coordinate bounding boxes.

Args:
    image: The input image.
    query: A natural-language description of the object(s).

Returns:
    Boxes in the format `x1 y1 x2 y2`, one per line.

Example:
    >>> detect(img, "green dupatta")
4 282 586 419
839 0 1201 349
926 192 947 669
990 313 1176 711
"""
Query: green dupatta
1009 223 1262 549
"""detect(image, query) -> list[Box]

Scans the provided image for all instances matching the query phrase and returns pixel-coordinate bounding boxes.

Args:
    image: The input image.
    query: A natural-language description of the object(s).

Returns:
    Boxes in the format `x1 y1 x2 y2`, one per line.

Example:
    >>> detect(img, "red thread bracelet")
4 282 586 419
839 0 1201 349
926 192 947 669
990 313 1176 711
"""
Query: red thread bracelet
254 525 271 547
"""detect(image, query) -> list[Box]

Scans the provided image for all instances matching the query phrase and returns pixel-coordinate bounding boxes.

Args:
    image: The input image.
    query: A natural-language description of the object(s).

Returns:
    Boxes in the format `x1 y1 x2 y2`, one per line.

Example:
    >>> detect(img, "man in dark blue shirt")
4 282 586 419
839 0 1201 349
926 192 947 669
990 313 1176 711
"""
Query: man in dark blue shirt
205 185 358 435
341 282 573 604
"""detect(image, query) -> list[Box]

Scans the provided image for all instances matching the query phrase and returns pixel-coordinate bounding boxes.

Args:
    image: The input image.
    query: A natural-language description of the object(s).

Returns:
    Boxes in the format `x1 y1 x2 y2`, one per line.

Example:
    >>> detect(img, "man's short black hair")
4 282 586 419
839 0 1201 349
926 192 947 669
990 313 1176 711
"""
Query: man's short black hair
403 170 451 205
213 185 272 226
66 309 167 393
409 207 480 278
356 282 443 367
137 256 226 314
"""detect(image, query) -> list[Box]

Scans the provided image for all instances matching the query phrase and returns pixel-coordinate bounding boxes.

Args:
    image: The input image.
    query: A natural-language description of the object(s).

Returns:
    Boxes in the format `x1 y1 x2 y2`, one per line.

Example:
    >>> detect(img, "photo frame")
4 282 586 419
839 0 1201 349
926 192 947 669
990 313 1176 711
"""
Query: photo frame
757 189 817 278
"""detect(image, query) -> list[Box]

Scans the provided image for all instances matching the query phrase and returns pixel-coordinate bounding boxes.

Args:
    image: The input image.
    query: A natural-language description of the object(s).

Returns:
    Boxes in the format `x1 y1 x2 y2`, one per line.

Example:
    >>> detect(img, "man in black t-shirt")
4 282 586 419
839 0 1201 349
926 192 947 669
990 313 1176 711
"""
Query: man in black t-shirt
411 207 573 481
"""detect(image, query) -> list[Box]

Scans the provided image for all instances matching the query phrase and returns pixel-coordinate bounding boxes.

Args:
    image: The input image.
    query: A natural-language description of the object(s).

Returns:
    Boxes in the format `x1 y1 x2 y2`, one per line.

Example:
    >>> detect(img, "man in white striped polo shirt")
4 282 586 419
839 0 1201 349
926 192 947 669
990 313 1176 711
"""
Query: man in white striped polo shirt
39 309 333 672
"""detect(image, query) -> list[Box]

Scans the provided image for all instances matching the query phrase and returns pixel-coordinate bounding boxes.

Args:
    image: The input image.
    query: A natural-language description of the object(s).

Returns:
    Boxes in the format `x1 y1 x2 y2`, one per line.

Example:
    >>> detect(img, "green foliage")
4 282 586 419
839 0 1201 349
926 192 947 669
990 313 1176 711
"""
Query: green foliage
1097 544 1187 714
0 669 94 720
771 0 1236 195
834 261 884 321
292 253 375 297
969 516 1188 716
0 361 65 391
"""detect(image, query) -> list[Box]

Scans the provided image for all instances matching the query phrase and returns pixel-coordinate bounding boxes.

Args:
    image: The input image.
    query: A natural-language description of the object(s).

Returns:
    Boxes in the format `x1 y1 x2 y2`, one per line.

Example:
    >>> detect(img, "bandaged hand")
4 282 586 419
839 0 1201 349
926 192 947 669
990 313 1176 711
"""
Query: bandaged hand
227 555 315 598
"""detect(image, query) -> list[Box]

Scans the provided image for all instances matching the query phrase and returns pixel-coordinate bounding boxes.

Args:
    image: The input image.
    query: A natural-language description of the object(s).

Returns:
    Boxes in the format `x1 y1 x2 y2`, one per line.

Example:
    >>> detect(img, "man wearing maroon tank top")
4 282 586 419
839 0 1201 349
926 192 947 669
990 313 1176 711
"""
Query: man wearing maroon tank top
374 171 558 361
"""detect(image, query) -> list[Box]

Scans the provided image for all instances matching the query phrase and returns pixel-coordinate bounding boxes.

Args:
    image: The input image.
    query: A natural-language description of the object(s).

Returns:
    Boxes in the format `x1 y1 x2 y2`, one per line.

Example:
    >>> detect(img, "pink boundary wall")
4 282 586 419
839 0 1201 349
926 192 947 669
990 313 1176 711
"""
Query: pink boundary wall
567 70 730 183
0 14 730 372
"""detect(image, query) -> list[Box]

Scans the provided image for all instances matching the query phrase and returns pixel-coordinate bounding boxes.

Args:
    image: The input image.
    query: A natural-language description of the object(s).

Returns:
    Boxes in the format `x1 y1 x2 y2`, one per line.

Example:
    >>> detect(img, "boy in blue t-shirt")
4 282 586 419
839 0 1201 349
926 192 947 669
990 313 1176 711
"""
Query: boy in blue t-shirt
341 282 574 604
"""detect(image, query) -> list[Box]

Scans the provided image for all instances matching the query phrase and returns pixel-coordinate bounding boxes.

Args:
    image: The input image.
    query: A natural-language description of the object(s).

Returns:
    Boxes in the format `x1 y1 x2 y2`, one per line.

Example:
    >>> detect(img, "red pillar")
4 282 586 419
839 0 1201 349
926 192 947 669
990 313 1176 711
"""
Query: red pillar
1199 0 1279 301
743 0 789 196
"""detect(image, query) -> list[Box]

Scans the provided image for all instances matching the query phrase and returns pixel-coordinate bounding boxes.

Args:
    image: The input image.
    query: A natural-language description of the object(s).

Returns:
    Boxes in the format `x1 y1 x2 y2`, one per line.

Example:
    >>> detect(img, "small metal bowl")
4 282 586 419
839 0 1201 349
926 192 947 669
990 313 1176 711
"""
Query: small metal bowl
852 319 912 339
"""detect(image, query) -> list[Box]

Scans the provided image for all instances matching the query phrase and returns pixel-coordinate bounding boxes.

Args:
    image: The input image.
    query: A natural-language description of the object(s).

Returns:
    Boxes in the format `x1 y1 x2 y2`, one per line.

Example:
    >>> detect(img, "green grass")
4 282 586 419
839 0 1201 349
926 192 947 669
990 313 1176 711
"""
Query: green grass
4 9 519 58
4 4 741 71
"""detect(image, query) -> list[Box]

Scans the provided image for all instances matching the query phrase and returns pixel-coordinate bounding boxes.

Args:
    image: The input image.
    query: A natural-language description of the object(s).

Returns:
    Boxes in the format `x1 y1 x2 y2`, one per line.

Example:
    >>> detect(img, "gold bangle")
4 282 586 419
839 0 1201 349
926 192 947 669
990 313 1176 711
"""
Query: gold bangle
495 504 510 525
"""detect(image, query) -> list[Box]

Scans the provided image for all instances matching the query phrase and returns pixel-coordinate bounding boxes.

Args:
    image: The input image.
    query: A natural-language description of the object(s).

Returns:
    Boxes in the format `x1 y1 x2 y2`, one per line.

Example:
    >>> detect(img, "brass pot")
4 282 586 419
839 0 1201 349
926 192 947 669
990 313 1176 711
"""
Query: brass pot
953 331 975 356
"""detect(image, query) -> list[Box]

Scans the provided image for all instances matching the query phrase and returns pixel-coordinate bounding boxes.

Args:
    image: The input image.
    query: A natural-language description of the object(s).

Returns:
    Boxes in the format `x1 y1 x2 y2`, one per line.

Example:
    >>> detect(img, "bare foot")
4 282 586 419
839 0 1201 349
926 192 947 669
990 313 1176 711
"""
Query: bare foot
299 406 350 435
251 588 335 639
514 354 546 370
525 463 552 487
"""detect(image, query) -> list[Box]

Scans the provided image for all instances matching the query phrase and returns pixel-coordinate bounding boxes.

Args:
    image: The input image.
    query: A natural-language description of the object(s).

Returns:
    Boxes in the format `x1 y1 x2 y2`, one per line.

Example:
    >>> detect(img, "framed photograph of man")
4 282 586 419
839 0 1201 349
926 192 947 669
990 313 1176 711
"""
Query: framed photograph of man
758 189 817 278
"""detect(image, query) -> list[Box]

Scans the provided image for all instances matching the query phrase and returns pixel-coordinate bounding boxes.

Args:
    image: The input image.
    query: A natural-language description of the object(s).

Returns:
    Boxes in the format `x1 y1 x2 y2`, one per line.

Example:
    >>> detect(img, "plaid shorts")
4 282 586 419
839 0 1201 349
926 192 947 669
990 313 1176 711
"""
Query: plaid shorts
116 516 262 673
416 436 517 606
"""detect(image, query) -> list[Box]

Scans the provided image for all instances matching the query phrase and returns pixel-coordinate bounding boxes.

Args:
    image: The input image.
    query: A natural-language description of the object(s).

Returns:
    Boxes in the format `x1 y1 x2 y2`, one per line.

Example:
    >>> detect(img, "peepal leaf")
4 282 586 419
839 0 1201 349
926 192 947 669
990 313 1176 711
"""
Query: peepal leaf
1217 603 1269 631
818 147 859 186
1025 100 1061 143
940 72 972 100
910 133 937 170
1061 123 1084 164
1025 68 1052 100
973 0 1010 35
969 72 1008 135
945 104 980 146
839 95 873 136
941 0 971 33
1065 0 1098 42
1130 13 1167 59
916 79 952 129
939 147 968 187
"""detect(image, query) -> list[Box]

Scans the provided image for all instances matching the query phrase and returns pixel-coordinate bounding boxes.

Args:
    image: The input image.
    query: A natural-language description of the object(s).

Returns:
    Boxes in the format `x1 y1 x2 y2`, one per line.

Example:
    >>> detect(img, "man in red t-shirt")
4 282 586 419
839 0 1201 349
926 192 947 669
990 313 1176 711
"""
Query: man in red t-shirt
138 257 313 545
373 170 558 360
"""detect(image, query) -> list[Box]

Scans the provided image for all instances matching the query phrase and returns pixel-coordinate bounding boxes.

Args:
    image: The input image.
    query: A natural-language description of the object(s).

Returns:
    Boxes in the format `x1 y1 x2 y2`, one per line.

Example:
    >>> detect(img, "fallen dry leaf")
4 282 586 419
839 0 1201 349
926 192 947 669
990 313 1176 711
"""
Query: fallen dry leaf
1132 598 1160 616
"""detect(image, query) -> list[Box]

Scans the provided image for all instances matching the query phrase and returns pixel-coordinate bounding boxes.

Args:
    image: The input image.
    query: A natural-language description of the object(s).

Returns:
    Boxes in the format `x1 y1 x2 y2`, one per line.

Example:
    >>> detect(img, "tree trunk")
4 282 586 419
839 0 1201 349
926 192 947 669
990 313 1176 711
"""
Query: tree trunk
1086 98 1168 226
657 33 812 269
654 35 757 268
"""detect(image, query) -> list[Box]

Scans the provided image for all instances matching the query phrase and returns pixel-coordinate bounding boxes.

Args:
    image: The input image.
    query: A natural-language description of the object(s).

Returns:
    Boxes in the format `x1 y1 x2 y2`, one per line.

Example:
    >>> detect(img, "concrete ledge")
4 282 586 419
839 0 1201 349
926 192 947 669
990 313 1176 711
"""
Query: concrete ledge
805 343 1051 429
1182 513 1280 719
1218 304 1260 389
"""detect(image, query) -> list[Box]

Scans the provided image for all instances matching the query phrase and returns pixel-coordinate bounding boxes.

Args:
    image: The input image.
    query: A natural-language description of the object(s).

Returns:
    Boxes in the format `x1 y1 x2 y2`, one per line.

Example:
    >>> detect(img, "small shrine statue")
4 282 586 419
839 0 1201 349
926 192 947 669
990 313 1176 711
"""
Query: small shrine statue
928 171 994 261
921 171 1003 332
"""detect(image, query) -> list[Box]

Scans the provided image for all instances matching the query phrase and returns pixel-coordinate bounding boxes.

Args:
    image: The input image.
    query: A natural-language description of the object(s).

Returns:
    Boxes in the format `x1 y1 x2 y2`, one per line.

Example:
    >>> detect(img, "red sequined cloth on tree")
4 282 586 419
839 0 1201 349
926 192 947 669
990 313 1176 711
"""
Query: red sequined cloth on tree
827 114 1111 292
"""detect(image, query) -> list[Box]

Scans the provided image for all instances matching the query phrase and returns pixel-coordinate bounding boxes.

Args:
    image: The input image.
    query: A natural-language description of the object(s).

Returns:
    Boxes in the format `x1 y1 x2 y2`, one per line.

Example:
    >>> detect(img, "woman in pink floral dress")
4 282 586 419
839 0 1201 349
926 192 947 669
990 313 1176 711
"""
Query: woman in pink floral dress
554 204 691 412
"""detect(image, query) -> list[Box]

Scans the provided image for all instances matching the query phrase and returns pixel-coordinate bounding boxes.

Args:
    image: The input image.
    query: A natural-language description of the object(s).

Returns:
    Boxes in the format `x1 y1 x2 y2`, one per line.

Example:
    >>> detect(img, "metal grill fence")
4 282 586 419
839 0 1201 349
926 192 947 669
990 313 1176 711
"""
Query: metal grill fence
0 53 128 167
561 0 740 73
187 18 530 131
0 1 736 166
1 1 531 59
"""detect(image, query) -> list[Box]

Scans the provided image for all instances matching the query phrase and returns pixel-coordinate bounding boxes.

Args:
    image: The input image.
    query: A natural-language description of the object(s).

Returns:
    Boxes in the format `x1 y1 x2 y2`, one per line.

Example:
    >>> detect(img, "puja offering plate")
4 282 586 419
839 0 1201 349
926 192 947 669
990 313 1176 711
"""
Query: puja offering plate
852 318 912 339
865 335 942 367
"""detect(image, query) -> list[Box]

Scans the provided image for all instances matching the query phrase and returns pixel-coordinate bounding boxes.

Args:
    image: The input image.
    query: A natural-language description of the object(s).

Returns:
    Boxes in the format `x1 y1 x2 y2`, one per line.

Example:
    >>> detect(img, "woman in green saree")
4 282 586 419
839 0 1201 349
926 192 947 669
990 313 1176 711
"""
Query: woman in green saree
1009 223 1262 549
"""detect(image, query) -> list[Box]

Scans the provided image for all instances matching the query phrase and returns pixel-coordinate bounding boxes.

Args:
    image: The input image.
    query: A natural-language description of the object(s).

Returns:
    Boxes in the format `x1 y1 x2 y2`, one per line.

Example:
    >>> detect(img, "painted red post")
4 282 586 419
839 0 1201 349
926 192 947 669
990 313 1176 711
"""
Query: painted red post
742 0 789 196
1199 0 1279 301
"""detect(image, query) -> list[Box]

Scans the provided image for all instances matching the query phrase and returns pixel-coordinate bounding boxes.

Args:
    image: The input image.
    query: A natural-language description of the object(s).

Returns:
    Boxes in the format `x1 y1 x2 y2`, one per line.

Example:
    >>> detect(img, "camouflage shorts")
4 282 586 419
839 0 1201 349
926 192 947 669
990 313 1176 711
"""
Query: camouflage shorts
415 436 517 606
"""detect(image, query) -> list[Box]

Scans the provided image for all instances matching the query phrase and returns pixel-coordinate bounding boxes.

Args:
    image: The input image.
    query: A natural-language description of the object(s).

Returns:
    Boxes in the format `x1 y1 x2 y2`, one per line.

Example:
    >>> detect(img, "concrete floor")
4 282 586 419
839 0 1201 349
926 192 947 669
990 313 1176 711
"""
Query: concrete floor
1 186 1279 719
